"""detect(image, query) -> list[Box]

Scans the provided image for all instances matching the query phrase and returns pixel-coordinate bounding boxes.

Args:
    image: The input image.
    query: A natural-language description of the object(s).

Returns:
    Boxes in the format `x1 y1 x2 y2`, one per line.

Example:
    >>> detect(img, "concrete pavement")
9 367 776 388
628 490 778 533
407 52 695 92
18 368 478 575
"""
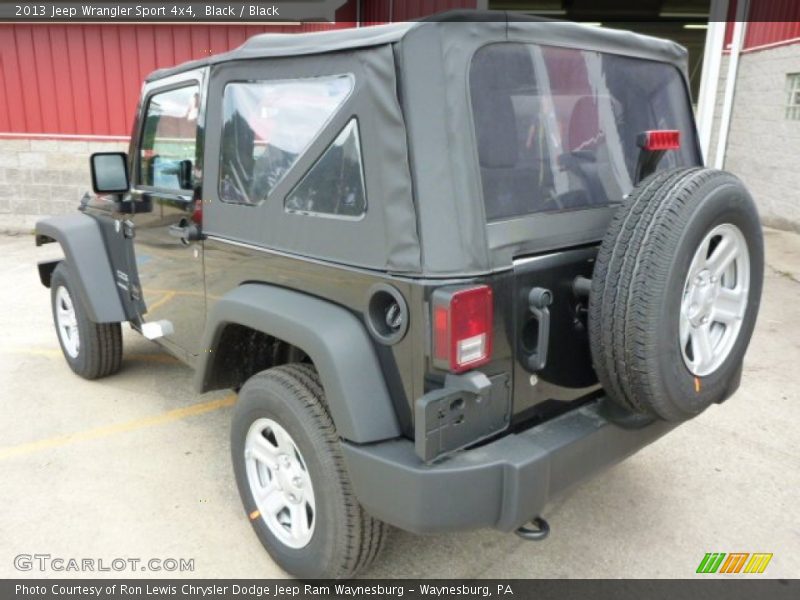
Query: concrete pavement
0 229 798 579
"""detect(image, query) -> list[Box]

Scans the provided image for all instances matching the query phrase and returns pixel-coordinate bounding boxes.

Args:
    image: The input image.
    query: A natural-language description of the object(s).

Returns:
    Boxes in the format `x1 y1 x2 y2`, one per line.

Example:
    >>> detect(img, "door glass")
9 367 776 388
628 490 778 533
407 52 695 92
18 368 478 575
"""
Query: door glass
139 85 199 191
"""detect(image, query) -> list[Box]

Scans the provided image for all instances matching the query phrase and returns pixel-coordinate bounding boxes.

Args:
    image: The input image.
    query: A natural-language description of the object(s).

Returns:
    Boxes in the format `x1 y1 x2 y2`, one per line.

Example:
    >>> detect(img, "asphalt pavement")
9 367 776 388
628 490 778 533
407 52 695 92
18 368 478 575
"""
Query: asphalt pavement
0 229 798 578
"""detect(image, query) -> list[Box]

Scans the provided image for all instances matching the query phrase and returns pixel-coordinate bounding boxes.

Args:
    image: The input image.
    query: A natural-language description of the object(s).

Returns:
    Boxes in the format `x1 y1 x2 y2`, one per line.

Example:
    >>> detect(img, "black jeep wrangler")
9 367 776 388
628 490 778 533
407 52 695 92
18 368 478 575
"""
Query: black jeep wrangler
35 13 763 579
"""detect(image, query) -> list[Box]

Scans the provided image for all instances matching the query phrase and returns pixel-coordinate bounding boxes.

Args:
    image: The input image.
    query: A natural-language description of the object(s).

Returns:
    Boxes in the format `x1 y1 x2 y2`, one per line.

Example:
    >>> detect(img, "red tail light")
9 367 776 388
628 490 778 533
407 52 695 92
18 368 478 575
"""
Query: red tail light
640 130 681 151
432 285 493 373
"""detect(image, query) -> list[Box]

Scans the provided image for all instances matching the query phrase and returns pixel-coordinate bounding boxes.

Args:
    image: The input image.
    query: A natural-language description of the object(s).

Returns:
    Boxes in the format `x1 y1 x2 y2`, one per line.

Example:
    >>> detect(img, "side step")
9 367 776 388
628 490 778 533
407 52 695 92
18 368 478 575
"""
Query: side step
141 320 174 340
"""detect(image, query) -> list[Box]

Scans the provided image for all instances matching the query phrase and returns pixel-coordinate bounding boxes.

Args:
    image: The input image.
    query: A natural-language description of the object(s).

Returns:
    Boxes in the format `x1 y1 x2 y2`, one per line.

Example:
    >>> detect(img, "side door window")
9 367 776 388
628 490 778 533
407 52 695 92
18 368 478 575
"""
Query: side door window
139 85 200 191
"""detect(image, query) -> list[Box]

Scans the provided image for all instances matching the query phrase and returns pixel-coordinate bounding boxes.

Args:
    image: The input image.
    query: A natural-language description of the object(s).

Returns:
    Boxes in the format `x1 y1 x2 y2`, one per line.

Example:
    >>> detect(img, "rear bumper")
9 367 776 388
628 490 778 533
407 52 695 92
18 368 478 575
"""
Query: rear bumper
341 398 676 534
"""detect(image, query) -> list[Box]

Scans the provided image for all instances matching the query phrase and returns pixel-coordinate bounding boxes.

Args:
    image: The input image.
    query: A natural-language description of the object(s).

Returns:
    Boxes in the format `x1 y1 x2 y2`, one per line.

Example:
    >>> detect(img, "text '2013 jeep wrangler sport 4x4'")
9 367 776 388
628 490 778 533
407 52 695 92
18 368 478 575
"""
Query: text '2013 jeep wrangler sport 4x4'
35 13 764 579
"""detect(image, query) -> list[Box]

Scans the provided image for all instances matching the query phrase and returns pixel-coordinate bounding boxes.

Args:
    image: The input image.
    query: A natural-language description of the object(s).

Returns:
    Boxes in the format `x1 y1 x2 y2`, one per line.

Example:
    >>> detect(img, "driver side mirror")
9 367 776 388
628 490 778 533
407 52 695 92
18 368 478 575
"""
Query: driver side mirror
90 152 130 194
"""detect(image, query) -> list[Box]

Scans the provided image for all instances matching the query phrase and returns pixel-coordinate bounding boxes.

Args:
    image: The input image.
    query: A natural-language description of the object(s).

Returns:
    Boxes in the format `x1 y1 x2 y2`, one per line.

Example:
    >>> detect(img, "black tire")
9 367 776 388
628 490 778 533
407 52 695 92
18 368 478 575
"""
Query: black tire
231 363 387 579
589 167 763 421
50 262 123 380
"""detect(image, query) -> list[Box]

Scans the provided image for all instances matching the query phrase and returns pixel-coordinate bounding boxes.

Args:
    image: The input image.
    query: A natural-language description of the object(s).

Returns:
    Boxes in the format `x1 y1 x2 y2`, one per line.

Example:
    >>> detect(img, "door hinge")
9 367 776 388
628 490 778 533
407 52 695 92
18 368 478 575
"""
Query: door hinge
122 220 135 239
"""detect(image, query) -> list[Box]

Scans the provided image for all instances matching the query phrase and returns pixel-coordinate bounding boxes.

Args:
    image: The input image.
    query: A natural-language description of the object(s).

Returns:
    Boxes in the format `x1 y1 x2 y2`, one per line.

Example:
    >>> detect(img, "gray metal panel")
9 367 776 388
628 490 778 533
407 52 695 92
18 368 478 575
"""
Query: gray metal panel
202 46 420 273
35 214 127 323
196 283 402 443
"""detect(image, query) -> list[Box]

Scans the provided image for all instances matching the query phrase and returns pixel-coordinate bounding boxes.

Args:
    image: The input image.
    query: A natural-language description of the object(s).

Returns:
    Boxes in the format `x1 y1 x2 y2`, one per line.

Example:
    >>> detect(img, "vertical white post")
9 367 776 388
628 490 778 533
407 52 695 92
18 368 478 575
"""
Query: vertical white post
714 0 749 170
696 0 729 164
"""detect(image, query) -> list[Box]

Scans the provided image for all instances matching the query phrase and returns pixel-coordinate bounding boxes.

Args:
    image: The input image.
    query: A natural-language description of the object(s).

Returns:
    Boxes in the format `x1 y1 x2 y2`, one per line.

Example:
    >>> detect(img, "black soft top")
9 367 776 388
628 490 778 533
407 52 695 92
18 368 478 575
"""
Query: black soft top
151 10 694 276
146 10 687 82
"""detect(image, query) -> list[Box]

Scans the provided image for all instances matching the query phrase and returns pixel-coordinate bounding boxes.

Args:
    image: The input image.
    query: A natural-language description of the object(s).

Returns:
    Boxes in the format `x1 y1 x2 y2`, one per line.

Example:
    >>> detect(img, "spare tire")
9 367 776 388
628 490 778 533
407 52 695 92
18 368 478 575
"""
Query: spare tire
589 167 763 421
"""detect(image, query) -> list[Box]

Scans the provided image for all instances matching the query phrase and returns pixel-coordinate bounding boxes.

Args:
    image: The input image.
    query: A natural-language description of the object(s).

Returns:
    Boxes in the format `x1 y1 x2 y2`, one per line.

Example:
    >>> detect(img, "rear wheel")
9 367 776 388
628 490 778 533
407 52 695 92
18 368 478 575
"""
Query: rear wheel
589 168 763 420
50 262 122 380
231 363 387 578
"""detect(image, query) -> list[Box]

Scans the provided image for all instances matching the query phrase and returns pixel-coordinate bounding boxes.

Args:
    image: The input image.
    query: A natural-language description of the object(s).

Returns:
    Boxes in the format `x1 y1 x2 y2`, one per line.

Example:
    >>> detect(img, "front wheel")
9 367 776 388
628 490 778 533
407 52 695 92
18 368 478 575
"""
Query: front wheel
231 363 387 578
50 262 122 380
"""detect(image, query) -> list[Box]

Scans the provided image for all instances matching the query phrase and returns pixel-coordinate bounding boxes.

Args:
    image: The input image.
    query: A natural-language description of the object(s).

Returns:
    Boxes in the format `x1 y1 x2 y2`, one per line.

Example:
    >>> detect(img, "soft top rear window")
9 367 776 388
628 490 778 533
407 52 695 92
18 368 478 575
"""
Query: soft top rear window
469 43 700 222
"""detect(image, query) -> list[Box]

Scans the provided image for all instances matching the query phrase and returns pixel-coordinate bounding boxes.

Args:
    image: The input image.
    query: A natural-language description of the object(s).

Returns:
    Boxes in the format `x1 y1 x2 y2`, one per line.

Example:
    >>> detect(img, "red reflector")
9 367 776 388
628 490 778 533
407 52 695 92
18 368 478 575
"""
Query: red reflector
433 305 450 363
431 285 493 373
642 130 680 151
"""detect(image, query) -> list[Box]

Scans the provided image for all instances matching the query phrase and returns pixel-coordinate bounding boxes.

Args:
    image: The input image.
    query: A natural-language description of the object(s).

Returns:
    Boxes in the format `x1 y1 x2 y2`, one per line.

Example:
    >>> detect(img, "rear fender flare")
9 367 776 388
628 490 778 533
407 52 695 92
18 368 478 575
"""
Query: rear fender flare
196 283 402 444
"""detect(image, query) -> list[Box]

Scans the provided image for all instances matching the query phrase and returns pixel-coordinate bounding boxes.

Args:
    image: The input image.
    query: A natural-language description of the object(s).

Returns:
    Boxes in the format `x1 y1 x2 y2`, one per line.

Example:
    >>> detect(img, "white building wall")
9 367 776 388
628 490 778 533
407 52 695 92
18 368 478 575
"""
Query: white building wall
715 43 800 231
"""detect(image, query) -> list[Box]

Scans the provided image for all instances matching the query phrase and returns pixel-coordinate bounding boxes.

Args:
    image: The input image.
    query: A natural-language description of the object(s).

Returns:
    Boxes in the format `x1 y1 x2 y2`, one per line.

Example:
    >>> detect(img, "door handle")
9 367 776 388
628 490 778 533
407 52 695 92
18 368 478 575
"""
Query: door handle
524 287 553 372
168 218 203 245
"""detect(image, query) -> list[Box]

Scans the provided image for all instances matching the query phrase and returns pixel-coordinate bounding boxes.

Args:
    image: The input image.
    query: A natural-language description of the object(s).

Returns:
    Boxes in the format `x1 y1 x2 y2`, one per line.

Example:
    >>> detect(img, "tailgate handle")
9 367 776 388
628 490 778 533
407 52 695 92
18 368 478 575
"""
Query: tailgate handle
525 287 552 372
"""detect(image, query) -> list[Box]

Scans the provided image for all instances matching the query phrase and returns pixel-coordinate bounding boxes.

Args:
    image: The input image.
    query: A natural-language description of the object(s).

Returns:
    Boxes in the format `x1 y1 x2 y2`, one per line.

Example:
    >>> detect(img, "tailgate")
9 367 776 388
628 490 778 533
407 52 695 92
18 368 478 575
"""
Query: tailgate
509 245 601 422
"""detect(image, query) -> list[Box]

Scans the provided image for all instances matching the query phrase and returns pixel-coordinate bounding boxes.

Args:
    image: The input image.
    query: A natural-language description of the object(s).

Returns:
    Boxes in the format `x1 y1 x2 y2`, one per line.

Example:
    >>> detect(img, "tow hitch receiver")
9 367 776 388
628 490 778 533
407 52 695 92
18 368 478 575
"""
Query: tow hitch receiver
515 516 550 541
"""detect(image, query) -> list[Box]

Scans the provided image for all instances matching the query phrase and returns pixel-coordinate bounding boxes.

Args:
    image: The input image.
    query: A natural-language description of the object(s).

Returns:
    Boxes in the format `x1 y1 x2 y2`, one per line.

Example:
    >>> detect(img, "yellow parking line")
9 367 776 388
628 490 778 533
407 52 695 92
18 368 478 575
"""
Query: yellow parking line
147 290 177 313
0 393 236 461
144 287 206 298
143 287 220 301
3 348 179 364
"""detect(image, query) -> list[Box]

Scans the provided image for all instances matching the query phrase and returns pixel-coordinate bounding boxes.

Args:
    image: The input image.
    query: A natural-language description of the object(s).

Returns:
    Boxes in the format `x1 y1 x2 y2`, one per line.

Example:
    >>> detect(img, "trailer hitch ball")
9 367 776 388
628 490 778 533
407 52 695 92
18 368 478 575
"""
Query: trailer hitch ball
515 516 550 541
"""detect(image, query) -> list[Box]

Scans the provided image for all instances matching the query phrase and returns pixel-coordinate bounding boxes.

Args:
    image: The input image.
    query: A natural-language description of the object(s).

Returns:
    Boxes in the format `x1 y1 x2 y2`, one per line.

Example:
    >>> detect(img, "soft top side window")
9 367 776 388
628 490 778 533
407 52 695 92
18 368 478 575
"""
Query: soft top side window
139 85 199 191
218 74 353 206
285 119 366 219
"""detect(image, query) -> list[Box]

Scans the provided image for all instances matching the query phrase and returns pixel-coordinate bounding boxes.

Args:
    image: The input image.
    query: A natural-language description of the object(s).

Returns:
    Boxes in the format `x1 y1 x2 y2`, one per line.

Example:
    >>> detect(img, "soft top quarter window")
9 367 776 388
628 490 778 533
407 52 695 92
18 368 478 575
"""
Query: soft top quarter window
285 119 367 220
218 74 353 206
469 43 700 222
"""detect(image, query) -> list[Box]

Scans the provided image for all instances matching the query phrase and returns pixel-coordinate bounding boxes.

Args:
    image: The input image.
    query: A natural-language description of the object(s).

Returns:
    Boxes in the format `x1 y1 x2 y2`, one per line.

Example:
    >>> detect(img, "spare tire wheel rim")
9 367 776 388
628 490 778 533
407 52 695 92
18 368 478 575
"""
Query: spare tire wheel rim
244 418 316 549
55 286 80 359
680 223 750 377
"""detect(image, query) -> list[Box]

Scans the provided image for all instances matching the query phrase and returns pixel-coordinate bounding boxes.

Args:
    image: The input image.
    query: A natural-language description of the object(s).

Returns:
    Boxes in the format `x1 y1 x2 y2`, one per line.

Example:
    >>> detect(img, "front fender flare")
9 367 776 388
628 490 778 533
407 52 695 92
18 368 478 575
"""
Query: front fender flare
196 283 402 444
35 214 127 323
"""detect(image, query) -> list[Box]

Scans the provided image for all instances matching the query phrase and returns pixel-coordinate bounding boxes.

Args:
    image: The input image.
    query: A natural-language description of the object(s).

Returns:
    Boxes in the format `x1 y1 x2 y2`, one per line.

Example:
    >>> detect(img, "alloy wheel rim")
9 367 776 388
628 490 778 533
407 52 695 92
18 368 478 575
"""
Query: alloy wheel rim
244 418 316 549
679 223 750 377
55 286 80 359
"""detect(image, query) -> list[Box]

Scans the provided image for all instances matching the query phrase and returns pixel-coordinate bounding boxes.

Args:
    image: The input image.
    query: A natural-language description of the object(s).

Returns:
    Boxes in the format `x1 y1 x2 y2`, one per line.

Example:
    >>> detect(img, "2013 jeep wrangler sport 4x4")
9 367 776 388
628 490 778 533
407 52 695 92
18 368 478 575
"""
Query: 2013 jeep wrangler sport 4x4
35 12 763 578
